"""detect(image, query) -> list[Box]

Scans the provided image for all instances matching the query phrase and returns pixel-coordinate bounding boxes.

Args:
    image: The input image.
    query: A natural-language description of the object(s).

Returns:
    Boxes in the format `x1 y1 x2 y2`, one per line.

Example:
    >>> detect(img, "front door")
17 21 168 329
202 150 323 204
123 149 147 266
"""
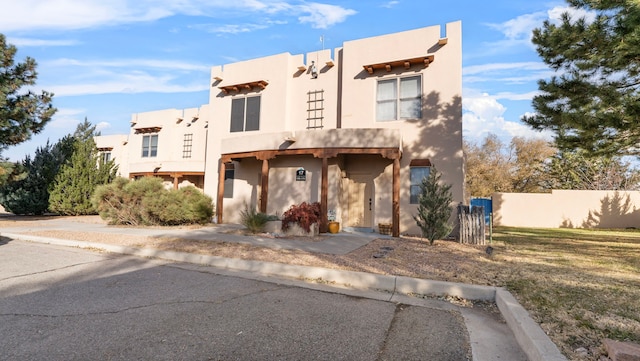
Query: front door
348 175 372 227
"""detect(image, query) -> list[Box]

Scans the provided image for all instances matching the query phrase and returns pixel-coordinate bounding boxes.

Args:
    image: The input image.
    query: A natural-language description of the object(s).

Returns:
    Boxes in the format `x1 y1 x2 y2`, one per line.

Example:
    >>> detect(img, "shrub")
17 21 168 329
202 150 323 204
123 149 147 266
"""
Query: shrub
281 202 321 232
145 186 214 225
240 203 270 233
91 177 213 226
92 177 160 225
413 167 453 245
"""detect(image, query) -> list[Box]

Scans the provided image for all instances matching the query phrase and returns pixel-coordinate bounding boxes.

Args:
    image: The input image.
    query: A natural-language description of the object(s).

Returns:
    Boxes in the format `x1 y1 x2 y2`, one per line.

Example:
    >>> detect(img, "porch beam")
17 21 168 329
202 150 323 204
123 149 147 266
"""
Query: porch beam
223 147 399 161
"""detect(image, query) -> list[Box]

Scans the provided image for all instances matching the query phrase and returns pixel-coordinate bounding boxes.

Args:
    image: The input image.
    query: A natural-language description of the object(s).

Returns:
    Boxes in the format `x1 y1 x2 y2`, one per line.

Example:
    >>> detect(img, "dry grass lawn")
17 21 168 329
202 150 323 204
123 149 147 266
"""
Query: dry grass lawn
489 227 640 360
1 216 638 360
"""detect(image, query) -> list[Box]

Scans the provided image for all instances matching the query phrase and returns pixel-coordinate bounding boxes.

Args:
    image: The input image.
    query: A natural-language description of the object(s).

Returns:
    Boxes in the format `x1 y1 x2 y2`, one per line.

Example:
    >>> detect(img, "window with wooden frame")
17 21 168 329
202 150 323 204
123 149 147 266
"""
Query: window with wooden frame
100 152 111 164
141 134 158 158
377 75 422 121
409 159 432 204
223 163 235 198
230 96 261 132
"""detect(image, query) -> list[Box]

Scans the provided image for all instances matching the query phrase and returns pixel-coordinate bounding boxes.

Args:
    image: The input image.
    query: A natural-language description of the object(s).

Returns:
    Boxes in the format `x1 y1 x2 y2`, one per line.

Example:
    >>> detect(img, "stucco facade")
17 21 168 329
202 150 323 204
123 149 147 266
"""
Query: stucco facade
95 21 464 236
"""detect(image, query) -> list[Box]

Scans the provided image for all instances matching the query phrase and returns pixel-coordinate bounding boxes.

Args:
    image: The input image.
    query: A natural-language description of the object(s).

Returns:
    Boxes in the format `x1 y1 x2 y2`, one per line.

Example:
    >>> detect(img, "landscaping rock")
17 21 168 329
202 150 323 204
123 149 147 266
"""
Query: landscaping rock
373 246 394 259
603 339 640 361
574 347 589 358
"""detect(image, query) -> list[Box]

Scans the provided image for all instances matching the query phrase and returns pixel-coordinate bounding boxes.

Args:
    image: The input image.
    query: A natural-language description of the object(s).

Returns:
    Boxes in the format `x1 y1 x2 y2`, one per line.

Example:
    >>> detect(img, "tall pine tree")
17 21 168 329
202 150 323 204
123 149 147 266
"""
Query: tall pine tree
523 0 640 156
48 119 117 215
413 167 453 245
0 34 56 153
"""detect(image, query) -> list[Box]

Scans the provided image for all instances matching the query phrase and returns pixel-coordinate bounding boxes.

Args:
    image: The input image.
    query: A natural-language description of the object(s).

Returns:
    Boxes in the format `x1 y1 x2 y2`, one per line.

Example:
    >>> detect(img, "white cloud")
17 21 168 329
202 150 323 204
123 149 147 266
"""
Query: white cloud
193 22 269 34
493 91 541 102
487 11 547 41
463 62 548 76
484 4 598 52
49 73 208 97
96 122 111 132
0 1 356 32
463 61 553 85
38 57 211 97
297 3 357 29
6 37 80 47
46 107 86 129
46 58 210 72
381 1 400 8
0 1 158 32
462 94 553 142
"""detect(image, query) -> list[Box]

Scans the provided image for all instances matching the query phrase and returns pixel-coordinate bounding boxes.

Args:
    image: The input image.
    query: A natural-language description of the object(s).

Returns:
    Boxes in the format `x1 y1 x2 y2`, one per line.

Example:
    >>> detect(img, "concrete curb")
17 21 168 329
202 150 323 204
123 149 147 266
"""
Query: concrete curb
496 288 567 361
3 232 567 361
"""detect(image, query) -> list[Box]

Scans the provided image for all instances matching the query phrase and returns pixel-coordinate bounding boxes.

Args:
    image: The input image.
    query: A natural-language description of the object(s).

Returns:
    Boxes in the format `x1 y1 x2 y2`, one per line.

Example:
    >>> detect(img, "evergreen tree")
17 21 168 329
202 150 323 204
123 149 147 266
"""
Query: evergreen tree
413 167 453 245
0 137 74 214
0 160 15 187
0 34 56 152
543 150 640 190
523 1 640 156
49 119 117 215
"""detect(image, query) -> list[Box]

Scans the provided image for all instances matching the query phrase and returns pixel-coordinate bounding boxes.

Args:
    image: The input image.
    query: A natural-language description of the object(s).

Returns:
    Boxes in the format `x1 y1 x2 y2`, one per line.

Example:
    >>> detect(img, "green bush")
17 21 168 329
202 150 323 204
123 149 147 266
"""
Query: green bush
240 203 270 233
91 177 213 226
281 202 321 232
145 186 214 225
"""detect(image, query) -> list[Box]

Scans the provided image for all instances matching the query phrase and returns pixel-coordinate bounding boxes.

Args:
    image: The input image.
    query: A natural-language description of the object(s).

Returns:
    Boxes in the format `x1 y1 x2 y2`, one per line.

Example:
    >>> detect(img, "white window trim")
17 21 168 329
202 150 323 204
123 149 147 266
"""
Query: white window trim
376 75 422 122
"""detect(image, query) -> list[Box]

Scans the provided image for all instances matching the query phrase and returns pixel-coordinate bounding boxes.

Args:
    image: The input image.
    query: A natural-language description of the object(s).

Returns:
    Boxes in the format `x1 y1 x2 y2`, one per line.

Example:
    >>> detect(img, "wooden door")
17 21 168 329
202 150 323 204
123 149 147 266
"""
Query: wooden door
348 175 372 227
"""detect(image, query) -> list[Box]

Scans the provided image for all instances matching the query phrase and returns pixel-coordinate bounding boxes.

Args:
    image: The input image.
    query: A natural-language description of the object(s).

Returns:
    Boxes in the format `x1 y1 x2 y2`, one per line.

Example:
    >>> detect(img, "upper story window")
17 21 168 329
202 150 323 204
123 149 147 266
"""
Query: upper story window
183 133 193 158
141 134 158 158
100 152 111 164
230 96 261 132
376 75 422 121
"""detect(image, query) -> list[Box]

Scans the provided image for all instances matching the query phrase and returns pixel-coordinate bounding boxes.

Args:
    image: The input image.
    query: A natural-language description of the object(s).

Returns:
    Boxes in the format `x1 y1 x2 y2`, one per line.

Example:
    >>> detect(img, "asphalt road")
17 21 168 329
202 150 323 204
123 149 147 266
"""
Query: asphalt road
0 240 472 361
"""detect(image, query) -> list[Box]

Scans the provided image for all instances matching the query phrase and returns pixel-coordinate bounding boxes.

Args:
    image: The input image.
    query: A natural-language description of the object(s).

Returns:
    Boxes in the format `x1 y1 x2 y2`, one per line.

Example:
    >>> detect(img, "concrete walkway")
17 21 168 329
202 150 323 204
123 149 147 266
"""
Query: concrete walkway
0 216 567 361
0 217 382 255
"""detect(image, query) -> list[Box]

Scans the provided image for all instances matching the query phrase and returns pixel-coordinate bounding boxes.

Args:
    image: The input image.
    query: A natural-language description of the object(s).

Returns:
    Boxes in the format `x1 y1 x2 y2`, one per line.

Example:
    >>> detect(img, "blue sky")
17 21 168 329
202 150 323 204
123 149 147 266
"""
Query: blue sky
1 0 586 161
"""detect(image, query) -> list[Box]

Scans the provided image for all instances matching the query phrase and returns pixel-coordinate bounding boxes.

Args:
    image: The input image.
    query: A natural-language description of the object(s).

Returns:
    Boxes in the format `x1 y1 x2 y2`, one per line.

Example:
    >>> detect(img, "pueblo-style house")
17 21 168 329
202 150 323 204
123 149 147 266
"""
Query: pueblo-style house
95 21 465 237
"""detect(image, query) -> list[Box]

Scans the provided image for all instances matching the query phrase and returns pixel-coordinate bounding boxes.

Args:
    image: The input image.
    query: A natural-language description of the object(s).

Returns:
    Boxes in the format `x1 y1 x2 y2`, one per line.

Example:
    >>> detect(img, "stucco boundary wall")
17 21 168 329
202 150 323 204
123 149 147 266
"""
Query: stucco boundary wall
492 190 640 229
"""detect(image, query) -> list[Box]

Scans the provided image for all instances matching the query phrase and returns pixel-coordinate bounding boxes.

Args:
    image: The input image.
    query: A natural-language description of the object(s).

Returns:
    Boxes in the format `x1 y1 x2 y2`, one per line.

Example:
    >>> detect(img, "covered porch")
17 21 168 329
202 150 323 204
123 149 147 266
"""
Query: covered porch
215 128 404 236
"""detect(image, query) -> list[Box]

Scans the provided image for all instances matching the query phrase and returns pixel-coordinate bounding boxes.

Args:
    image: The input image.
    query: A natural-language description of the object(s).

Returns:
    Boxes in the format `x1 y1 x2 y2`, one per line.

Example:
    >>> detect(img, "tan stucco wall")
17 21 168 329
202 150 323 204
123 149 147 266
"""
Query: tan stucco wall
127 107 208 175
493 190 640 228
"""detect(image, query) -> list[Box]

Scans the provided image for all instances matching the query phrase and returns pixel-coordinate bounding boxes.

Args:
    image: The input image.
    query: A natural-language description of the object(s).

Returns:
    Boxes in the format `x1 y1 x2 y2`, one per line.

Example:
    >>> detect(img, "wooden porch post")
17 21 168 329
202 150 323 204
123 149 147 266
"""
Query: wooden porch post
260 159 269 213
216 160 226 224
172 173 179 189
392 157 400 237
320 157 328 233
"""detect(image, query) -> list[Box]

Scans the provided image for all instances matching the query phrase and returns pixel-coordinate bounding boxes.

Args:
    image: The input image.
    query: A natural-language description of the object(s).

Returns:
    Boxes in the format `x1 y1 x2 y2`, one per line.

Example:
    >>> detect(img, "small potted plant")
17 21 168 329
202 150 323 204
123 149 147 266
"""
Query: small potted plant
327 209 340 233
